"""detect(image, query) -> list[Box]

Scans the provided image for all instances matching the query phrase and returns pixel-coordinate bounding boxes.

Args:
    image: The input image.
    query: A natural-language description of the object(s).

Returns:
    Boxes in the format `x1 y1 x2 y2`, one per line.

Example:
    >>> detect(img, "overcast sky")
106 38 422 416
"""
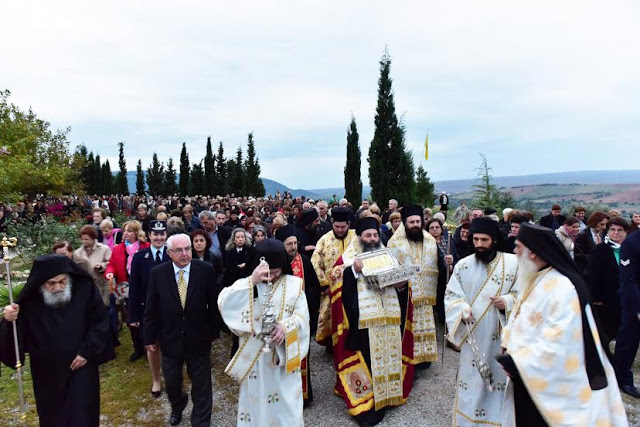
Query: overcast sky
2 1 639 190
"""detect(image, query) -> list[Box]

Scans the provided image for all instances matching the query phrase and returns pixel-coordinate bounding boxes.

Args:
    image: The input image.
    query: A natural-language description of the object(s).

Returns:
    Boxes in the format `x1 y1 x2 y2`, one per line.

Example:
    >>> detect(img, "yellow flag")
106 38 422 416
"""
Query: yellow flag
424 134 429 160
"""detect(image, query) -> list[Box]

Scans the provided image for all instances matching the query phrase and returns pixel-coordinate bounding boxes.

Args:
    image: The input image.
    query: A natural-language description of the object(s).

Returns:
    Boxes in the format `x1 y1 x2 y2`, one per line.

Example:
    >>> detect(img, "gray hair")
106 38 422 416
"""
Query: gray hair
166 233 191 251
199 210 215 221
252 225 267 239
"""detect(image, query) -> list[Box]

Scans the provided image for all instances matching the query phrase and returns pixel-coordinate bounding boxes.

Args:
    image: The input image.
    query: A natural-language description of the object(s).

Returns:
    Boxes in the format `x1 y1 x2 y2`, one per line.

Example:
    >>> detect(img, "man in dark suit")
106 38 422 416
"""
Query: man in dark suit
539 204 566 230
128 220 170 396
144 233 220 426
199 210 230 257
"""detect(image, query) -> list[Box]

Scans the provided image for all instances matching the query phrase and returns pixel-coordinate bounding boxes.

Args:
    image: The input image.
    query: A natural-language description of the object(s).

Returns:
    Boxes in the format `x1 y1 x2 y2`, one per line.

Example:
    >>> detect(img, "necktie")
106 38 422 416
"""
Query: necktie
177 270 187 308
155 250 162 264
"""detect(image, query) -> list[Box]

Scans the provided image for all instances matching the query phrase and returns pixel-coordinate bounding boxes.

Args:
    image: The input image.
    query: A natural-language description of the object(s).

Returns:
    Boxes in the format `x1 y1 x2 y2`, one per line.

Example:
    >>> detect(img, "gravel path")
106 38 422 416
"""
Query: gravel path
159 323 640 427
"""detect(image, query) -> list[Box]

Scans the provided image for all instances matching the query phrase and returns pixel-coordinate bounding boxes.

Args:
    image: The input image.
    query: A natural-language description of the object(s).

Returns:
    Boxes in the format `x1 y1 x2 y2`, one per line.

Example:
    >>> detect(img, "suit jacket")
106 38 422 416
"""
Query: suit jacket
575 228 603 277
128 247 171 324
223 246 252 288
144 260 220 358
539 214 566 230
588 243 621 339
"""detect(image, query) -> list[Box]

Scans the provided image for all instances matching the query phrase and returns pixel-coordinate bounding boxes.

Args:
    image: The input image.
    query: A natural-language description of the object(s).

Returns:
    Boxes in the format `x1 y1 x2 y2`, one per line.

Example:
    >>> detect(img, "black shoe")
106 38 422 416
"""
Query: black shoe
129 352 144 362
151 387 162 398
415 362 432 371
169 413 182 426
621 384 640 398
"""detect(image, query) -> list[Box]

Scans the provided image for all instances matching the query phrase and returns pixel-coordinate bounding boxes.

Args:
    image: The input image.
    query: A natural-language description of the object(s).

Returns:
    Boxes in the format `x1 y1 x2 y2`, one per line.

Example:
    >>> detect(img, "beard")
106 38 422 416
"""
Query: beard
406 226 424 243
474 245 497 264
516 248 539 291
360 240 382 253
334 230 348 240
40 276 73 308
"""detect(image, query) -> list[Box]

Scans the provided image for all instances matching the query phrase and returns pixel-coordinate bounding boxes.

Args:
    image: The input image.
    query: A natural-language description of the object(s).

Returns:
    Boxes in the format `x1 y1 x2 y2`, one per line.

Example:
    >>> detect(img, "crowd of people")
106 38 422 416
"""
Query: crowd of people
1 191 639 426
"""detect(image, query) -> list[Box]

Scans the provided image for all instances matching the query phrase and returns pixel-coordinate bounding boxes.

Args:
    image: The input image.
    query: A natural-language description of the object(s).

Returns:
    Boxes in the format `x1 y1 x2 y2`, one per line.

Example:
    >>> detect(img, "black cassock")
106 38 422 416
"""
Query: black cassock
0 256 114 426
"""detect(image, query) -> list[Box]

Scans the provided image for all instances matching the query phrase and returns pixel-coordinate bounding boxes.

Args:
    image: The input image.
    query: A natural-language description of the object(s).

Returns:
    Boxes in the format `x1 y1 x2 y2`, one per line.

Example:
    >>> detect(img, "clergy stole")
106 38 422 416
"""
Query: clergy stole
291 253 310 400
387 224 439 363
223 276 304 383
311 229 356 346
331 242 415 415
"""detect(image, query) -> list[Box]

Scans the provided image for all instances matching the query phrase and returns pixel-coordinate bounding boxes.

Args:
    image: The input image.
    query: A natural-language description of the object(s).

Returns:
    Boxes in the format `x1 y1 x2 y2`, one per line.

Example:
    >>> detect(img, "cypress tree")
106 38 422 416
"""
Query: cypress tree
86 152 96 193
368 49 415 206
135 159 145 195
203 136 215 196
242 132 265 196
115 141 129 194
344 115 362 203
189 161 204 195
228 147 243 196
414 165 435 208
164 157 178 195
101 159 113 194
179 142 190 196
146 153 164 196
94 155 103 195
214 141 227 196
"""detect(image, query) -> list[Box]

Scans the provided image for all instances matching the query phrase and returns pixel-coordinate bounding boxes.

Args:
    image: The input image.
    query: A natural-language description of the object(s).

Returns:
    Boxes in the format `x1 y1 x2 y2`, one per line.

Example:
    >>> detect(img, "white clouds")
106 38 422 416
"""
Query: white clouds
1 0 639 189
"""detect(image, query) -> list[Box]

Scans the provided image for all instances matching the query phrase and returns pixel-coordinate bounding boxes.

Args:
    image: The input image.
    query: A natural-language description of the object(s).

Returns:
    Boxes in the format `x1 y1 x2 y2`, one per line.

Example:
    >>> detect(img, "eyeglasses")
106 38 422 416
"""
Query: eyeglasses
170 247 192 254
609 229 625 234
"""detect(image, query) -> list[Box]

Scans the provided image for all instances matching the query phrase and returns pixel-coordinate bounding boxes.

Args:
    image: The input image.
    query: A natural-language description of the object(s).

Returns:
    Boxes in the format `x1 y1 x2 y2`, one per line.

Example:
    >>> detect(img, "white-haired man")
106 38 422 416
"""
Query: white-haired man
144 234 220 426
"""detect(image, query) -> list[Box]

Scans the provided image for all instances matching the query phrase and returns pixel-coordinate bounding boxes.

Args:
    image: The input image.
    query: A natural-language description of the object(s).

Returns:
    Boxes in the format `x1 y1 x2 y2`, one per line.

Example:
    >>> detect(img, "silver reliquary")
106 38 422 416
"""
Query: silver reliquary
356 248 420 289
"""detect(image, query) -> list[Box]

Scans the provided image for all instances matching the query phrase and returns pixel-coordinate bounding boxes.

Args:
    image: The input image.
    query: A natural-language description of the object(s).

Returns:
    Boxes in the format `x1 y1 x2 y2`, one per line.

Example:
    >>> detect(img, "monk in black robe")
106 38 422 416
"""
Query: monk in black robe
0 255 114 426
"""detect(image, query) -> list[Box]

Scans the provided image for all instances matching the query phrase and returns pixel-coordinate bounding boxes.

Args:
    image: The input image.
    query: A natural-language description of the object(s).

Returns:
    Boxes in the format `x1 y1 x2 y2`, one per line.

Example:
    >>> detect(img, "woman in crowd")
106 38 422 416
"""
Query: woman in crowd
223 227 252 288
588 217 629 356
105 220 150 361
575 211 610 278
53 240 91 272
99 219 123 251
73 225 112 306
191 229 224 286
454 221 473 259
382 212 402 245
555 216 581 259
251 224 268 246
426 218 458 265
182 205 201 232
629 210 640 235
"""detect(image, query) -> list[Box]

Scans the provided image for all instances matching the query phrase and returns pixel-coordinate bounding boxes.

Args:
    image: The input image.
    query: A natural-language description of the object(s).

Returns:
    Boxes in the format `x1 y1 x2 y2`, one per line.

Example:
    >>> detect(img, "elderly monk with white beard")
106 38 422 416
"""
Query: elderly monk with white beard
1 255 114 426
498 223 628 427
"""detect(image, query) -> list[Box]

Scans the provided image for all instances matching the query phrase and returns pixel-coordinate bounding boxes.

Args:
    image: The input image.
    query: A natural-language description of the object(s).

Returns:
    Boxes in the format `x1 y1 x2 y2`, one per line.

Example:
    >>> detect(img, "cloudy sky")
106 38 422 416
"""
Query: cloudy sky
2 1 639 190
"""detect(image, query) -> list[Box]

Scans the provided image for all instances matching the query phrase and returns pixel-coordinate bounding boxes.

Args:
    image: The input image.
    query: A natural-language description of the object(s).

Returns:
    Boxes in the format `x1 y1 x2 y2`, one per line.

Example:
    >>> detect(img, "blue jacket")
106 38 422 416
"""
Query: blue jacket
128 247 171 324
619 231 640 315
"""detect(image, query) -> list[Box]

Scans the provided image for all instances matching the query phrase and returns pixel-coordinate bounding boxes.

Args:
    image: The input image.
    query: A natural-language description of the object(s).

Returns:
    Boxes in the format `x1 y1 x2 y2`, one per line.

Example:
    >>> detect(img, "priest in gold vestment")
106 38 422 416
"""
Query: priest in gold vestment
387 205 450 368
311 207 356 346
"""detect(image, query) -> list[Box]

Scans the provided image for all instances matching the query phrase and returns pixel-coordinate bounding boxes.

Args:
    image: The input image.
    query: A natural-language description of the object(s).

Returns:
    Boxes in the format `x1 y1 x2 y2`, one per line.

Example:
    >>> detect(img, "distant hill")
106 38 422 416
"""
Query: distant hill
124 172 323 199
124 170 640 205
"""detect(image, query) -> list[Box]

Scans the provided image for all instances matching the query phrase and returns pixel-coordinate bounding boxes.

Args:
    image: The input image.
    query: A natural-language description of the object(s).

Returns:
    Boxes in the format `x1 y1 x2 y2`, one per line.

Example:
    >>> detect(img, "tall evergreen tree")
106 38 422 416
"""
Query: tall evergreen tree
146 153 164 196
368 49 415 206
164 157 178 195
472 153 498 209
203 136 215 196
242 132 265 196
86 152 96 193
73 145 89 191
115 141 129 194
101 160 113 194
94 154 103 195
179 142 190 196
228 147 243 195
414 165 435 208
135 159 145 195
189 161 205 195
344 116 362 203
214 141 227 196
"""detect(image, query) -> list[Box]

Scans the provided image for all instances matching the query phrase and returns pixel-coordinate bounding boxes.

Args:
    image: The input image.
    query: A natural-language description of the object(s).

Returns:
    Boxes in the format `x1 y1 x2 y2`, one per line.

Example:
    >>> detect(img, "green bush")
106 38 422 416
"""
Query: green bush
5 217 83 265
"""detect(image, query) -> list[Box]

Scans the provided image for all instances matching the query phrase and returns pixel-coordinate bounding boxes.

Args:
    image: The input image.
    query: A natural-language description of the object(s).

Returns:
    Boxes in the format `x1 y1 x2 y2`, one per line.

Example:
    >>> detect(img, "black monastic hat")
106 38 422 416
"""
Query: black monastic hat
331 207 350 223
469 217 503 244
401 205 423 221
356 217 379 236
297 208 319 227
274 224 297 242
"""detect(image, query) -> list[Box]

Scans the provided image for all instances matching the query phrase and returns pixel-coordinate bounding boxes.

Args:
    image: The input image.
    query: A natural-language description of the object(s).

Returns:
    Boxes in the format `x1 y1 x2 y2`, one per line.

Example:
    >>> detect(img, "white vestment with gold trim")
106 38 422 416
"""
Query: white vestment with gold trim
218 275 310 427
445 252 519 426
501 268 628 427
